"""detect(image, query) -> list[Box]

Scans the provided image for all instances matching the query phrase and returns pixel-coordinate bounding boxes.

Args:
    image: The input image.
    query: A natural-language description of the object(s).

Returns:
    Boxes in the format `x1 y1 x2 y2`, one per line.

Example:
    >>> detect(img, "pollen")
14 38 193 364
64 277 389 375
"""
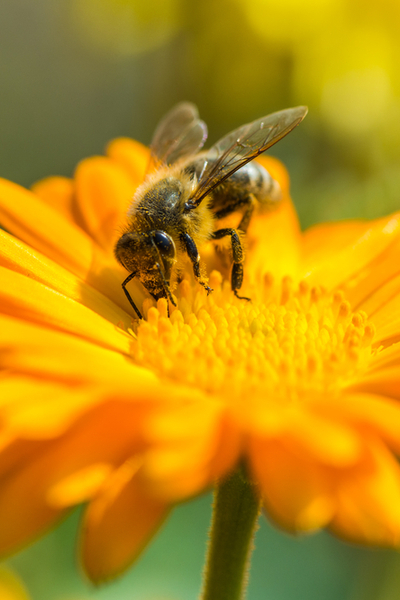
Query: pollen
130 272 376 407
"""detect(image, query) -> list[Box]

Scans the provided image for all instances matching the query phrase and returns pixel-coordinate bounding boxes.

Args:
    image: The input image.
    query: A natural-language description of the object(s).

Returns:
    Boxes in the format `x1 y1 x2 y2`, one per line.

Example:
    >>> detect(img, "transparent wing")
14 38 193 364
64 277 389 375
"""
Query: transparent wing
187 106 308 208
147 102 208 173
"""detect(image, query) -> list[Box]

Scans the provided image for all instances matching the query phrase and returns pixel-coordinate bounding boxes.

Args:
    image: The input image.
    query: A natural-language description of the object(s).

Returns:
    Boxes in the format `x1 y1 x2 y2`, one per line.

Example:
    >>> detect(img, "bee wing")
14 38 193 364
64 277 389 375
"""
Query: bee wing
147 102 208 173
187 106 308 208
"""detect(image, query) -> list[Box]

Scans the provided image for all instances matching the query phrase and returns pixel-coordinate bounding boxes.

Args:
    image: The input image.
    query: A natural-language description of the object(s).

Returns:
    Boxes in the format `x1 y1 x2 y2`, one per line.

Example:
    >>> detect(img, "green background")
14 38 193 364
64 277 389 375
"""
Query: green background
2 0 400 598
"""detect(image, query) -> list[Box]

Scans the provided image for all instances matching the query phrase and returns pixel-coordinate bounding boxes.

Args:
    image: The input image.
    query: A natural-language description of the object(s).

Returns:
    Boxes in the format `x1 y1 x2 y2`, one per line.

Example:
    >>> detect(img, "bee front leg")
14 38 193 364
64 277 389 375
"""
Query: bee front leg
155 263 177 308
211 228 250 301
180 233 213 294
122 272 143 319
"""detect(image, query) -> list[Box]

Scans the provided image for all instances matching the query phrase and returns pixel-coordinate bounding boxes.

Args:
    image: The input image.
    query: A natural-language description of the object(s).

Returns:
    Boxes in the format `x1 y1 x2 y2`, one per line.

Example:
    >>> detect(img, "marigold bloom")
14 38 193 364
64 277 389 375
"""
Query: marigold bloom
1 138 400 582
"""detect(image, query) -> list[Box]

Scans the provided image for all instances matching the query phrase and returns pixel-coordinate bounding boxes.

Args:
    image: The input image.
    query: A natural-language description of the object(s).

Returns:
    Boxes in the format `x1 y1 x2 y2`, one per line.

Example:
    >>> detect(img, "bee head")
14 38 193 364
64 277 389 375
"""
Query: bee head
115 230 176 299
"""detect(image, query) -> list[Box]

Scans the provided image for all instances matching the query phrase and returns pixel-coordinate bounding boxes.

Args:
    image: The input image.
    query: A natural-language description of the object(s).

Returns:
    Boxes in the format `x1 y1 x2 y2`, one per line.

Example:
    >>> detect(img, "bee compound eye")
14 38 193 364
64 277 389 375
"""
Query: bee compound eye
152 231 176 258
114 232 142 271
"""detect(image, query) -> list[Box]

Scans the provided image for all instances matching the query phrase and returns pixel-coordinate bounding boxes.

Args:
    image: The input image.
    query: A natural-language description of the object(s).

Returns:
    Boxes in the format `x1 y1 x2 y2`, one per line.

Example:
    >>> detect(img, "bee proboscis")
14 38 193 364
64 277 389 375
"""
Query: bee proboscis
115 102 308 319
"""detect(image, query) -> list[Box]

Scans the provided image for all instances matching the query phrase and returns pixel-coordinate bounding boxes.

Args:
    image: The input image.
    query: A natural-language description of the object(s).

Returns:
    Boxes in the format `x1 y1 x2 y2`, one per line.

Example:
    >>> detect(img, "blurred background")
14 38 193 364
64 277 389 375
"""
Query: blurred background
2 0 400 598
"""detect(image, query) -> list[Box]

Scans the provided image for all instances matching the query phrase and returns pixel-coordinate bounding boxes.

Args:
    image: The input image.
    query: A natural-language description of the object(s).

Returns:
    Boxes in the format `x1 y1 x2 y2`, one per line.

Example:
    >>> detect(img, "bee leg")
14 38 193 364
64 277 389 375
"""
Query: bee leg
237 194 256 233
122 272 143 319
180 232 213 294
155 262 177 308
211 228 250 301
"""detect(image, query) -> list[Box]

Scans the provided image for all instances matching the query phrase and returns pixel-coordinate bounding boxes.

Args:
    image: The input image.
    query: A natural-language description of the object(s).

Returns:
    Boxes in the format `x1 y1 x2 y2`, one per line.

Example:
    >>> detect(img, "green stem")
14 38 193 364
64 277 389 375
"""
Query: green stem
201 466 261 600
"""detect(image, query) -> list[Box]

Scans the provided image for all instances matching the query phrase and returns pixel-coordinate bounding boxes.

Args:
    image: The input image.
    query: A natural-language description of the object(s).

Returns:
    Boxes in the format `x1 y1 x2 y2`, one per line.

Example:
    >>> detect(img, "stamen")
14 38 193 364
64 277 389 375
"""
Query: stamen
131 274 376 406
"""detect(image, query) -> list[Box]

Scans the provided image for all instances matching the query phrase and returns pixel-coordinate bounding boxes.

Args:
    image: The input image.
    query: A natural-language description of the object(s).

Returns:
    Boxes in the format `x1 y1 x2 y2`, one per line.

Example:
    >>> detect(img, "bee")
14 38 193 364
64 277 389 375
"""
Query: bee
115 102 307 319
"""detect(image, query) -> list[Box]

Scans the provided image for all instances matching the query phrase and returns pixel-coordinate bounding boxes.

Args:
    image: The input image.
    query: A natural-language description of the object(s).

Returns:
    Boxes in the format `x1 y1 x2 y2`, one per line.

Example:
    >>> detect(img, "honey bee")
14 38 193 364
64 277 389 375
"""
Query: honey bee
115 102 307 319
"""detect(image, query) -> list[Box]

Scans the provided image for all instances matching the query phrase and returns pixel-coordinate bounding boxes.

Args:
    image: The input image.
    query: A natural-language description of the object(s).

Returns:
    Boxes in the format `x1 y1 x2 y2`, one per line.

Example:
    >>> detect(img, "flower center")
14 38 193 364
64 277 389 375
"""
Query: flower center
130 271 376 403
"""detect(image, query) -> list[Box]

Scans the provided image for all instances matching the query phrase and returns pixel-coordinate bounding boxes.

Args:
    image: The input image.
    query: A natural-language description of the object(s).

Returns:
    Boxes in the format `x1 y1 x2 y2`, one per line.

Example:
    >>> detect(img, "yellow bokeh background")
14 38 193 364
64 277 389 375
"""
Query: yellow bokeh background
2 0 400 230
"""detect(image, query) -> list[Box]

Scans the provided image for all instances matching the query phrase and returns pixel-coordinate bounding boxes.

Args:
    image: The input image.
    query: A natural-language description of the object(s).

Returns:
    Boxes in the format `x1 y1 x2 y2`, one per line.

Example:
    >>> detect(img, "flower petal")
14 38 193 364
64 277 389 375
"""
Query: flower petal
0 377 101 439
47 463 114 507
142 399 237 500
330 438 400 546
302 213 400 291
0 266 132 353
302 220 377 274
0 398 155 555
106 137 149 185
368 342 400 371
359 275 400 344
347 365 400 401
327 392 400 455
0 228 145 319
0 314 155 387
0 178 99 277
249 437 335 532
284 410 362 467
246 197 302 281
343 234 400 313
74 156 138 252
31 176 76 223
81 459 168 583
0 445 67 556
245 401 361 467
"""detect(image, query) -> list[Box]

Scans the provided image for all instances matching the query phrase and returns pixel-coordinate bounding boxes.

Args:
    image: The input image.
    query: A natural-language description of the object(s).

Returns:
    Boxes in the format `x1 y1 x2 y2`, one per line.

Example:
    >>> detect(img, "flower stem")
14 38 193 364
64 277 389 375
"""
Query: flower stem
201 466 261 600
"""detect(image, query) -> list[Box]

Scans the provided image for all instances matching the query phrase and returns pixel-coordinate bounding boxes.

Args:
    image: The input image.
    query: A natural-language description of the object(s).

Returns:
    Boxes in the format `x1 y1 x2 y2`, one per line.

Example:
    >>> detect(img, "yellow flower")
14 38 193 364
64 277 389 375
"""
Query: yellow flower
1 137 400 583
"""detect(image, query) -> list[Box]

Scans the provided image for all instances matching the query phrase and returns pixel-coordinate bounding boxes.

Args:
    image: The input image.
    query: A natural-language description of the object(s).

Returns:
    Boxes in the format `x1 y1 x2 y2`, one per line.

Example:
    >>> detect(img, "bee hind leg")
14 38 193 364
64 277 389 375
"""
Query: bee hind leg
180 232 213 295
214 193 256 233
237 195 256 233
211 228 250 301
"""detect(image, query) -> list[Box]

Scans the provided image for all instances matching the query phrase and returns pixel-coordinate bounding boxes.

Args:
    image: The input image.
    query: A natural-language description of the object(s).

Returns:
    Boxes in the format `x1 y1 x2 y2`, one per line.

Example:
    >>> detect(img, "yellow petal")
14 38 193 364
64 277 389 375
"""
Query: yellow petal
0 437 42 480
246 401 361 466
0 377 101 439
360 278 400 344
0 179 147 318
0 452 66 556
302 213 400 291
0 399 159 556
331 438 400 546
142 400 225 500
208 412 242 482
249 437 334 532
0 178 99 277
47 463 113 507
0 228 146 320
0 266 132 354
81 459 168 583
74 156 138 252
31 176 76 223
246 196 302 281
348 365 400 401
368 341 400 371
106 137 149 186
345 234 400 312
284 410 362 467
137 397 240 501
0 314 155 387
327 392 400 455
302 220 371 268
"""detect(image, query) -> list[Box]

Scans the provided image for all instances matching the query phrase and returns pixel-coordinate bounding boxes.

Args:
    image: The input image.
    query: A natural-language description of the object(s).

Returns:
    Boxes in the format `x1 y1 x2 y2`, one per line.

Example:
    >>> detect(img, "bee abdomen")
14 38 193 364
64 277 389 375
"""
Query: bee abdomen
234 161 281 204
207 160 281 219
